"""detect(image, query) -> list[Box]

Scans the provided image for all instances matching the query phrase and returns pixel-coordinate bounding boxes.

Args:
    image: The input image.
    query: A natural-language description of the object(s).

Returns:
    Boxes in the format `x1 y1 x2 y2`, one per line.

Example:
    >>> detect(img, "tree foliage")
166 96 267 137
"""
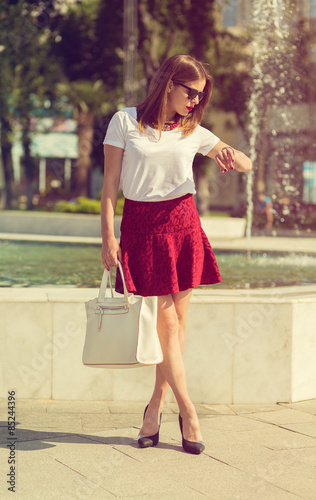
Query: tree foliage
1 0 314 213
137 0 219 90
53 0 123 93
0 0 64 208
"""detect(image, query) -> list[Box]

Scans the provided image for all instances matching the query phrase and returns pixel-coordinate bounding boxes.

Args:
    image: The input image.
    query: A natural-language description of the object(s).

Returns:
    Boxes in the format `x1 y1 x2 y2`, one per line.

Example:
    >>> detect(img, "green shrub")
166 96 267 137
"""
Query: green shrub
115 195 125 215
95 190 125 215
54 197 101 214
53 195 125 215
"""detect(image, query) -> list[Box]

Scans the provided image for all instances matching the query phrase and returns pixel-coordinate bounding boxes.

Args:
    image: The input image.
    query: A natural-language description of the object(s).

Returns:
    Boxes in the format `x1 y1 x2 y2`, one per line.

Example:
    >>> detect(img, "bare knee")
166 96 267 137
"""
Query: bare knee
173 289 192 328
158 310 179 339
157 295 179 345
176 312 187 333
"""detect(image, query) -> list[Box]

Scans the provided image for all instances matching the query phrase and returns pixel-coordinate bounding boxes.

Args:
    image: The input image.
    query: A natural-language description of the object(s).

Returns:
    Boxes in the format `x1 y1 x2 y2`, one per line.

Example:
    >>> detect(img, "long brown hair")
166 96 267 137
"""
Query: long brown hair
137 54 214 138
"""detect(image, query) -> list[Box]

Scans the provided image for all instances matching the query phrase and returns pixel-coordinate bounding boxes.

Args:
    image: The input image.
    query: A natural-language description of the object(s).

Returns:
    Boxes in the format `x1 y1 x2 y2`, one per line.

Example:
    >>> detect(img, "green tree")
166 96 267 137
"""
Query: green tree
0 35 15 208
52 0 124 195
137 0 251 213
56 80 111 197
54 0 123 91
0 0 64 209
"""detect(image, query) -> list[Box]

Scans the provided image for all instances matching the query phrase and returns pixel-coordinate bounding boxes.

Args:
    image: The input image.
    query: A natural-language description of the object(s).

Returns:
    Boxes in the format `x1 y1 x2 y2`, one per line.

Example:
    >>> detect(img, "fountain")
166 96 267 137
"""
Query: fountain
245 0 306 252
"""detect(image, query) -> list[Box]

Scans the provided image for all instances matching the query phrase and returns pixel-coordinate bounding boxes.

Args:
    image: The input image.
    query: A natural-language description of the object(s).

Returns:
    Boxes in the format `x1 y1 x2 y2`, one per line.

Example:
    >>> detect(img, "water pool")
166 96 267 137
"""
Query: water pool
1 240 316 288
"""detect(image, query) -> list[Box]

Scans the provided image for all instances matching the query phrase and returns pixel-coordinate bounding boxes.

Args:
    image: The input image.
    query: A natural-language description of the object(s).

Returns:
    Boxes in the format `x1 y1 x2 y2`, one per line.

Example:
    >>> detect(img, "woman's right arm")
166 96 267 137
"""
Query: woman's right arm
101 144 124 270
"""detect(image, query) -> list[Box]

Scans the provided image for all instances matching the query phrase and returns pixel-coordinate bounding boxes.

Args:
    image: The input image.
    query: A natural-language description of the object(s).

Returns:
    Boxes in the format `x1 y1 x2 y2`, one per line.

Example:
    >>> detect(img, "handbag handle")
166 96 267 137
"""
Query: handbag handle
97 261 129 304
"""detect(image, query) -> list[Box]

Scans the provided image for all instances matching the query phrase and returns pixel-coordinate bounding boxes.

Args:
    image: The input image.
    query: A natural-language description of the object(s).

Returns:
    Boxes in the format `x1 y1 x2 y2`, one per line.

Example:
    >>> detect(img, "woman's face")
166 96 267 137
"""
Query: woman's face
166 79 206 120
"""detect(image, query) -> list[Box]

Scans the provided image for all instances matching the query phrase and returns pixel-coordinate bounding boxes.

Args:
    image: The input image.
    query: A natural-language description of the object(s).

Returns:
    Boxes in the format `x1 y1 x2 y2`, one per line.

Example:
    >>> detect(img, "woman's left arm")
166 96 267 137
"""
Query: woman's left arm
207 140 252 173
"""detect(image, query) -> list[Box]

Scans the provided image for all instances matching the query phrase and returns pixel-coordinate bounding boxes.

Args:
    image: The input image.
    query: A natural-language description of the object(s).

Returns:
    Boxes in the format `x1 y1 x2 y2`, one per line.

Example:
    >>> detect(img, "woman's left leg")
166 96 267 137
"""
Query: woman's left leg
139 289 192 437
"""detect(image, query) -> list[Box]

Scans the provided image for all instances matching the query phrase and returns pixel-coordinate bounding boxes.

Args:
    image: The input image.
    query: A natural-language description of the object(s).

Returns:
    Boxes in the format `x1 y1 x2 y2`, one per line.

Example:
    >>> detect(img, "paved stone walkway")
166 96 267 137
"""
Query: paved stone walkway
1 399 316 500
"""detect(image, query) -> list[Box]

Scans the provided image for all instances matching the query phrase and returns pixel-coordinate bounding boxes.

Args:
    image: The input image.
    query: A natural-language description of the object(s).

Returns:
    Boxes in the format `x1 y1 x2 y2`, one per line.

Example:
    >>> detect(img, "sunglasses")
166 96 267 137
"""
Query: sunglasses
173 82 205 102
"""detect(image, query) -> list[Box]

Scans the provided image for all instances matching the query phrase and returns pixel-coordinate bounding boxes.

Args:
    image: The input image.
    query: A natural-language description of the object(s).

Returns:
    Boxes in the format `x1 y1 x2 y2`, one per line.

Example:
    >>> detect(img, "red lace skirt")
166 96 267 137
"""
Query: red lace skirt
115 193 222 296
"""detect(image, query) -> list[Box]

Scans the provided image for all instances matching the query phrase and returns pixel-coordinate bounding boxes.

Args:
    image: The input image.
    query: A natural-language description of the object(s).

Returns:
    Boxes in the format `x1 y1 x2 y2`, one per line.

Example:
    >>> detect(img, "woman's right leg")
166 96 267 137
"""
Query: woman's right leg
139 291 202 443
139 290 189 437
138 292 187 438
148 291 189 405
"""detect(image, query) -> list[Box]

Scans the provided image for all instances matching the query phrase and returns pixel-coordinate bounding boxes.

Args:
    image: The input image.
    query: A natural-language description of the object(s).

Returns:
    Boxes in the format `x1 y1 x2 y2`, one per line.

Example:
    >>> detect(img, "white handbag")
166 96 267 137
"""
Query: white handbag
82 262 163 368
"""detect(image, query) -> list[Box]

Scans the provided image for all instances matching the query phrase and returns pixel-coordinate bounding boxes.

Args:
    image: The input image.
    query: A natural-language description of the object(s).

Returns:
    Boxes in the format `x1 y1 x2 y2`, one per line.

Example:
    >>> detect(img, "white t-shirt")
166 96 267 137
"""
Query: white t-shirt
103 107 220 202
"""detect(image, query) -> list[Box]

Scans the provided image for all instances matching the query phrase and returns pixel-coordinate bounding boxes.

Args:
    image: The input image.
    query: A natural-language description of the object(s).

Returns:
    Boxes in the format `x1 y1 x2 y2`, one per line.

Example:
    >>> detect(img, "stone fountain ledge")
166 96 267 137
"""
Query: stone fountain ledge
2 210 316 252
0 211 246 239
1 285 316 405
1 231 316 254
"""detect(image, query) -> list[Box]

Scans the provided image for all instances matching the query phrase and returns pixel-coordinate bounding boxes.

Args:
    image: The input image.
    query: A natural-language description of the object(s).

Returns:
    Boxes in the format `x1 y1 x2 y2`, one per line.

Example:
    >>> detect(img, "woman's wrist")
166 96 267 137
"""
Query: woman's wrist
221 146 234 154
233 151 252 172
102 233 116 245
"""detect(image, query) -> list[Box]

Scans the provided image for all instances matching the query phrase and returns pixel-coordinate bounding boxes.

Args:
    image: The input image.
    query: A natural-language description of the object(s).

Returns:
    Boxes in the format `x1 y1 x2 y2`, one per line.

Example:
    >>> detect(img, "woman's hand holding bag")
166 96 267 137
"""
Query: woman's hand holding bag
82 262 163 368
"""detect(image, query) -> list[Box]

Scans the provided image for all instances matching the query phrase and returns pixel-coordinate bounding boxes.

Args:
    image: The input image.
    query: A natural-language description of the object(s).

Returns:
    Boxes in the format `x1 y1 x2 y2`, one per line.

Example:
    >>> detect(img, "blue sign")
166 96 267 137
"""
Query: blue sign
303 161 316 205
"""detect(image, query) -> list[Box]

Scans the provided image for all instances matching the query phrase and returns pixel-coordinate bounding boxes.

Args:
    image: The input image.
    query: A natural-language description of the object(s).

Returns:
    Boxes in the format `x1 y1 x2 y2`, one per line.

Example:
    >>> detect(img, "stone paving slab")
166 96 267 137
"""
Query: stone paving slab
241 408 316 424
46 400 111 414
201 403 236 415
1 399 316 500
200 415 272 432
277 422 316 439
227 403 302 415
231 425 316 451
279 400 316 415
274 446 316 468
236 458 316 500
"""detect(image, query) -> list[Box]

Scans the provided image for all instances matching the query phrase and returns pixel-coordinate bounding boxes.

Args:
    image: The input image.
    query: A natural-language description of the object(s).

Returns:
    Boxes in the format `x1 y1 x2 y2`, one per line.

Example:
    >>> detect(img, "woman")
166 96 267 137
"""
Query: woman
101 54 251 455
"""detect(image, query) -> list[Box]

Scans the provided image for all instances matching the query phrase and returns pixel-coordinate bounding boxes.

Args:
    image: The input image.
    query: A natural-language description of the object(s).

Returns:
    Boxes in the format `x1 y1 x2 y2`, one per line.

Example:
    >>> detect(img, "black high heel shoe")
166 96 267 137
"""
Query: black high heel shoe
138 404 162 448
179 414 205 455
